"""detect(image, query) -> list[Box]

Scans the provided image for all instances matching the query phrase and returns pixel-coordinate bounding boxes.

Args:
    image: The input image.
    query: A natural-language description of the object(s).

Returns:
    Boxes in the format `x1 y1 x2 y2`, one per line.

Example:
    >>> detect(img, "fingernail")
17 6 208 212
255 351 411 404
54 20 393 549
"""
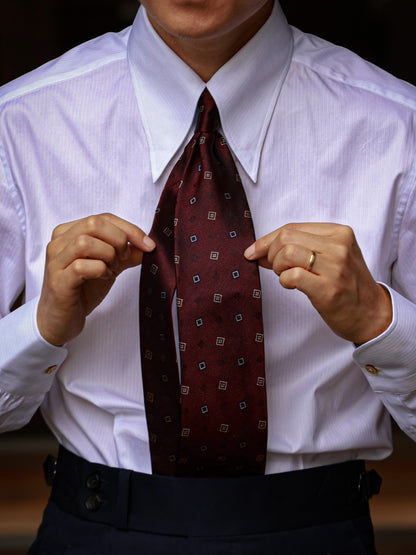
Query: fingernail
244 244 256 259
143 235 156 250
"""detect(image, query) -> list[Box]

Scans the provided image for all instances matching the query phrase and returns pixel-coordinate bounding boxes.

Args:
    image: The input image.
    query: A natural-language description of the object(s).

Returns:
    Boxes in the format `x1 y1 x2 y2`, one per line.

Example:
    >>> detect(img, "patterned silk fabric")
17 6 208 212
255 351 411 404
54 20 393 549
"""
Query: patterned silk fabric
140 89 267 477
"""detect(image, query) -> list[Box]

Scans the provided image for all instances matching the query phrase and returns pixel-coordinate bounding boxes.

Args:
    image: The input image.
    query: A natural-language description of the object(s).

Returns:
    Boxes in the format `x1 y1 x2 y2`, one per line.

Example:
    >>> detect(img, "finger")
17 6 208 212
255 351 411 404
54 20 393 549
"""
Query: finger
68 259 115 283
246 230 323 273
244 229 280 261
99 213 156 253
275 222 348 237
114 244 147 274
257 255 273 270
244 222 352 262
279 266 321 292
52 214 156 258
270 244 321 276
51 215 129 259
244 226 320 262
45 261 114 301
50 235 121 271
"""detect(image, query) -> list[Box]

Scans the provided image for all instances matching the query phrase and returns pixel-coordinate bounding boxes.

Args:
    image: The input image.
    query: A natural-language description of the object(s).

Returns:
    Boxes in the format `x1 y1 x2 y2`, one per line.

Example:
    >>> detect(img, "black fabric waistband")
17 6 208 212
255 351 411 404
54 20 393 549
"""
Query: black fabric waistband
46 446 381 537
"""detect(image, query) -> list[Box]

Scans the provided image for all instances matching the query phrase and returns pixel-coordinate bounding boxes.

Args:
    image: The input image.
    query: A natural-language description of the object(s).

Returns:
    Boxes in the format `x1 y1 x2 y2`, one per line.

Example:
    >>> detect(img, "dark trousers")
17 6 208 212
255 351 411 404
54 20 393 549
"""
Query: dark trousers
28 446 379 554
29 501 377 554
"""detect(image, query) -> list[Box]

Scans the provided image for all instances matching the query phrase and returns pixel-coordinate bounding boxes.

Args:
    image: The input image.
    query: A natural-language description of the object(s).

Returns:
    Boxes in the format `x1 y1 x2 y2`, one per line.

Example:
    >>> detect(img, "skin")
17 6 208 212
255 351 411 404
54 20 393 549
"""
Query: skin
37 1 392 346
37 214 156 345
139 0 274 82
244 223 392 345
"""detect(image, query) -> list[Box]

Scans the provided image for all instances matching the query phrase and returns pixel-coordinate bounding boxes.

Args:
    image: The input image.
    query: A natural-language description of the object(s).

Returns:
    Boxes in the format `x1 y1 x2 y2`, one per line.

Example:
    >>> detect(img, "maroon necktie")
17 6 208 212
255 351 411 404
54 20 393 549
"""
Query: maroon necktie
140 89 267 477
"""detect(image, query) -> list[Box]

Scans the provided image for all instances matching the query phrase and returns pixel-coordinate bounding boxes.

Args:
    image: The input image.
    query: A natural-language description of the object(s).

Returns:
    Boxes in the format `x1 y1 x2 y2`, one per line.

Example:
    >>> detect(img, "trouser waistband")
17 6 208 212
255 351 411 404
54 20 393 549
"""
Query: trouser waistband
45 446 381 537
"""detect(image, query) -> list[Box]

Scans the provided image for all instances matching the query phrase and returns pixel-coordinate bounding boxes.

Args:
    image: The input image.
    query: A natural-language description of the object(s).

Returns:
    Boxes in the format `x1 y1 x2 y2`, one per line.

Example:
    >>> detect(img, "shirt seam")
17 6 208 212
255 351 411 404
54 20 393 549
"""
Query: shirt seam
292 56 416 268
292 57 416 112
0 54 126 108
395 155 416 254
0 139 26 235
0 55 127 236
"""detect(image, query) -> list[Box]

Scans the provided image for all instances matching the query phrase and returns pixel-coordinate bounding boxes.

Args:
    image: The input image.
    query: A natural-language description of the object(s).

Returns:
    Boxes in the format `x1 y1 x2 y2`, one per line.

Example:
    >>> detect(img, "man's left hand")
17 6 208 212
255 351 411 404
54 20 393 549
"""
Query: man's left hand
244 223 392 344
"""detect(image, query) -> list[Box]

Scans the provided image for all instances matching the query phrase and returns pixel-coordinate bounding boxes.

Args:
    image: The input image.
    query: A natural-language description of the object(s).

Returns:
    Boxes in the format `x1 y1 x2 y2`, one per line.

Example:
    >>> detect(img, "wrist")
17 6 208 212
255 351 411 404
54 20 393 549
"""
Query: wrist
352 284 392 345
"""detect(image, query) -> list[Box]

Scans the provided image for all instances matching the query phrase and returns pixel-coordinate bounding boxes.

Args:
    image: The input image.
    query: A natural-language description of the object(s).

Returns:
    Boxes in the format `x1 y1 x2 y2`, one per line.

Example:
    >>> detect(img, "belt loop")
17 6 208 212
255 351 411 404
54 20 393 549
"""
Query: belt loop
358 469 382 501
114 468 132 529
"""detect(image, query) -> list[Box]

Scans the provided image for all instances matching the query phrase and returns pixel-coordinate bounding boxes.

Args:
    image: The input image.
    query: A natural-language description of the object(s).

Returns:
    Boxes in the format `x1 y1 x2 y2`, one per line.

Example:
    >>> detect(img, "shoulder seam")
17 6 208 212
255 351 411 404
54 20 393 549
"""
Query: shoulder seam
0 54 126 107
292 56 416 112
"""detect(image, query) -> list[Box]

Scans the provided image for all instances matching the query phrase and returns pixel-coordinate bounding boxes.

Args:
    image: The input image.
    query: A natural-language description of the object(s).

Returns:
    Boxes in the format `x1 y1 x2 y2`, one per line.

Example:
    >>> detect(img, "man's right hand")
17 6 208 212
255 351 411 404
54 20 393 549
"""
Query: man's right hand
36 213 156 346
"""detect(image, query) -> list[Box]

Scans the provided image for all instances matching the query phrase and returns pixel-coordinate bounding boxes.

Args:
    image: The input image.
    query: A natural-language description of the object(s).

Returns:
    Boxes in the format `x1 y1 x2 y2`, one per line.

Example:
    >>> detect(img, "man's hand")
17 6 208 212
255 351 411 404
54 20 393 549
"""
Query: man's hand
244 223 392 344
37 213 155 346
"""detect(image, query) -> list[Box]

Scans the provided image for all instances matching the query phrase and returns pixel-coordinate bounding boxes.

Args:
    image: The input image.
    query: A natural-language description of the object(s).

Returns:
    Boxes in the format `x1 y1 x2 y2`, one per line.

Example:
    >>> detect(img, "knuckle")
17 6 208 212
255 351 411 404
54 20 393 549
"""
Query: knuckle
45 241 56 259
280 222 294 232
334 243 350 265
72 259 86 276
291 266 304 281
74 234 91 253
281 243 297 261
52 223 65 238
279 268 299 289
338 225 355 243
84 214 102 233
278 228 295 245
47 273 62 295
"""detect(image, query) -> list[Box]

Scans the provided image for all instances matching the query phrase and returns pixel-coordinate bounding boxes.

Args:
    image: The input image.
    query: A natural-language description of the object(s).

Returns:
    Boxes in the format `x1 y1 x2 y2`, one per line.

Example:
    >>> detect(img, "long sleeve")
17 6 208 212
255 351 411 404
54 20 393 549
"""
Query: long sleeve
0 149 67 432
354 179 416 440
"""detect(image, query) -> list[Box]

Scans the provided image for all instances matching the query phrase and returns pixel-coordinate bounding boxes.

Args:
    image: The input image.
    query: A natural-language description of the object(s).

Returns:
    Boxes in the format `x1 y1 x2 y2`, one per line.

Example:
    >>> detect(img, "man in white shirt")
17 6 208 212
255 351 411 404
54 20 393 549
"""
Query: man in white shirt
1 1 415 553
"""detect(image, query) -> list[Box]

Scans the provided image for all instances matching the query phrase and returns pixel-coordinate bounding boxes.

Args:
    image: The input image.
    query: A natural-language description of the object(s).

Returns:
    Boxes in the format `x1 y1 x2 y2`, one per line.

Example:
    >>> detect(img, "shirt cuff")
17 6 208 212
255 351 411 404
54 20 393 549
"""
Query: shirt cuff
0 296 67 396
353 284 416 394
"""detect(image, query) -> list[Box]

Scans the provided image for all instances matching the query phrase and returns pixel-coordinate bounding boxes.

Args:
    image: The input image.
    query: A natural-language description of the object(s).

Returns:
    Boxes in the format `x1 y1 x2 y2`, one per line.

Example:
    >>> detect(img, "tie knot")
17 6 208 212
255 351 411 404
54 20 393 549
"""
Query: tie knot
195 89 219 134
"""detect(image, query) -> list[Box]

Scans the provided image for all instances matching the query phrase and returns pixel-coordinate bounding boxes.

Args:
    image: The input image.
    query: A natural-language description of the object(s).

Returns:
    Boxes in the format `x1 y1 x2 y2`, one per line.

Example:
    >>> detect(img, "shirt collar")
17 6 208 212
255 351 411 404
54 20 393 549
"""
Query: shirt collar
127 1 293 183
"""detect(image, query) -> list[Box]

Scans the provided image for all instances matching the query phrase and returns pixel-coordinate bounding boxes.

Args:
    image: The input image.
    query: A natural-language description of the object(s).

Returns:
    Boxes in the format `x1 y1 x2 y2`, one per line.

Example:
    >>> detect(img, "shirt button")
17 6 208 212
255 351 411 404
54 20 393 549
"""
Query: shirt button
45 365 57 375
365 365 379 375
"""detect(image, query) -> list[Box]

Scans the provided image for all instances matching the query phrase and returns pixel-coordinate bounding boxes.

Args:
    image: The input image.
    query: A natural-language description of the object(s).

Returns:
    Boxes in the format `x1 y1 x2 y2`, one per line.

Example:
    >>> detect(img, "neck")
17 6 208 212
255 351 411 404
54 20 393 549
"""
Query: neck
148 2 273 82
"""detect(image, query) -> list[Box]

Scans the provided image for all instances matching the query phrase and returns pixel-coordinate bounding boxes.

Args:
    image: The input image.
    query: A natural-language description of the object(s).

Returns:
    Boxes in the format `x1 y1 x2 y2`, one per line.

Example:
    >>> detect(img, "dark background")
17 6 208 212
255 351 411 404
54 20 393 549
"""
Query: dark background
0 0 415 86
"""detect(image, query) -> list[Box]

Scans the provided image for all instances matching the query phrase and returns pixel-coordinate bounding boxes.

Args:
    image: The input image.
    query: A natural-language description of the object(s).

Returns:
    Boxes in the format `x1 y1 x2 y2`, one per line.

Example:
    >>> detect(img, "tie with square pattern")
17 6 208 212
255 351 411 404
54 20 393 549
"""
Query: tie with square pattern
140 89 267 477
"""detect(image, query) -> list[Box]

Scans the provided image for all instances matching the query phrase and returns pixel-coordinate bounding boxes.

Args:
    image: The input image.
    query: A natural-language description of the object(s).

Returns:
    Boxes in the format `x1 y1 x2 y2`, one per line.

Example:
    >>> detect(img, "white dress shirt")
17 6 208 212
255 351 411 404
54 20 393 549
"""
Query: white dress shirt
0 2 416 474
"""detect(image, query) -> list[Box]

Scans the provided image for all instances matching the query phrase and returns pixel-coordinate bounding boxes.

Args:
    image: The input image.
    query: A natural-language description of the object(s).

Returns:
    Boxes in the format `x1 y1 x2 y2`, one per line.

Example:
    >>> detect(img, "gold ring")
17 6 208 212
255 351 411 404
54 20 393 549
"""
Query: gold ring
305 250 316 272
